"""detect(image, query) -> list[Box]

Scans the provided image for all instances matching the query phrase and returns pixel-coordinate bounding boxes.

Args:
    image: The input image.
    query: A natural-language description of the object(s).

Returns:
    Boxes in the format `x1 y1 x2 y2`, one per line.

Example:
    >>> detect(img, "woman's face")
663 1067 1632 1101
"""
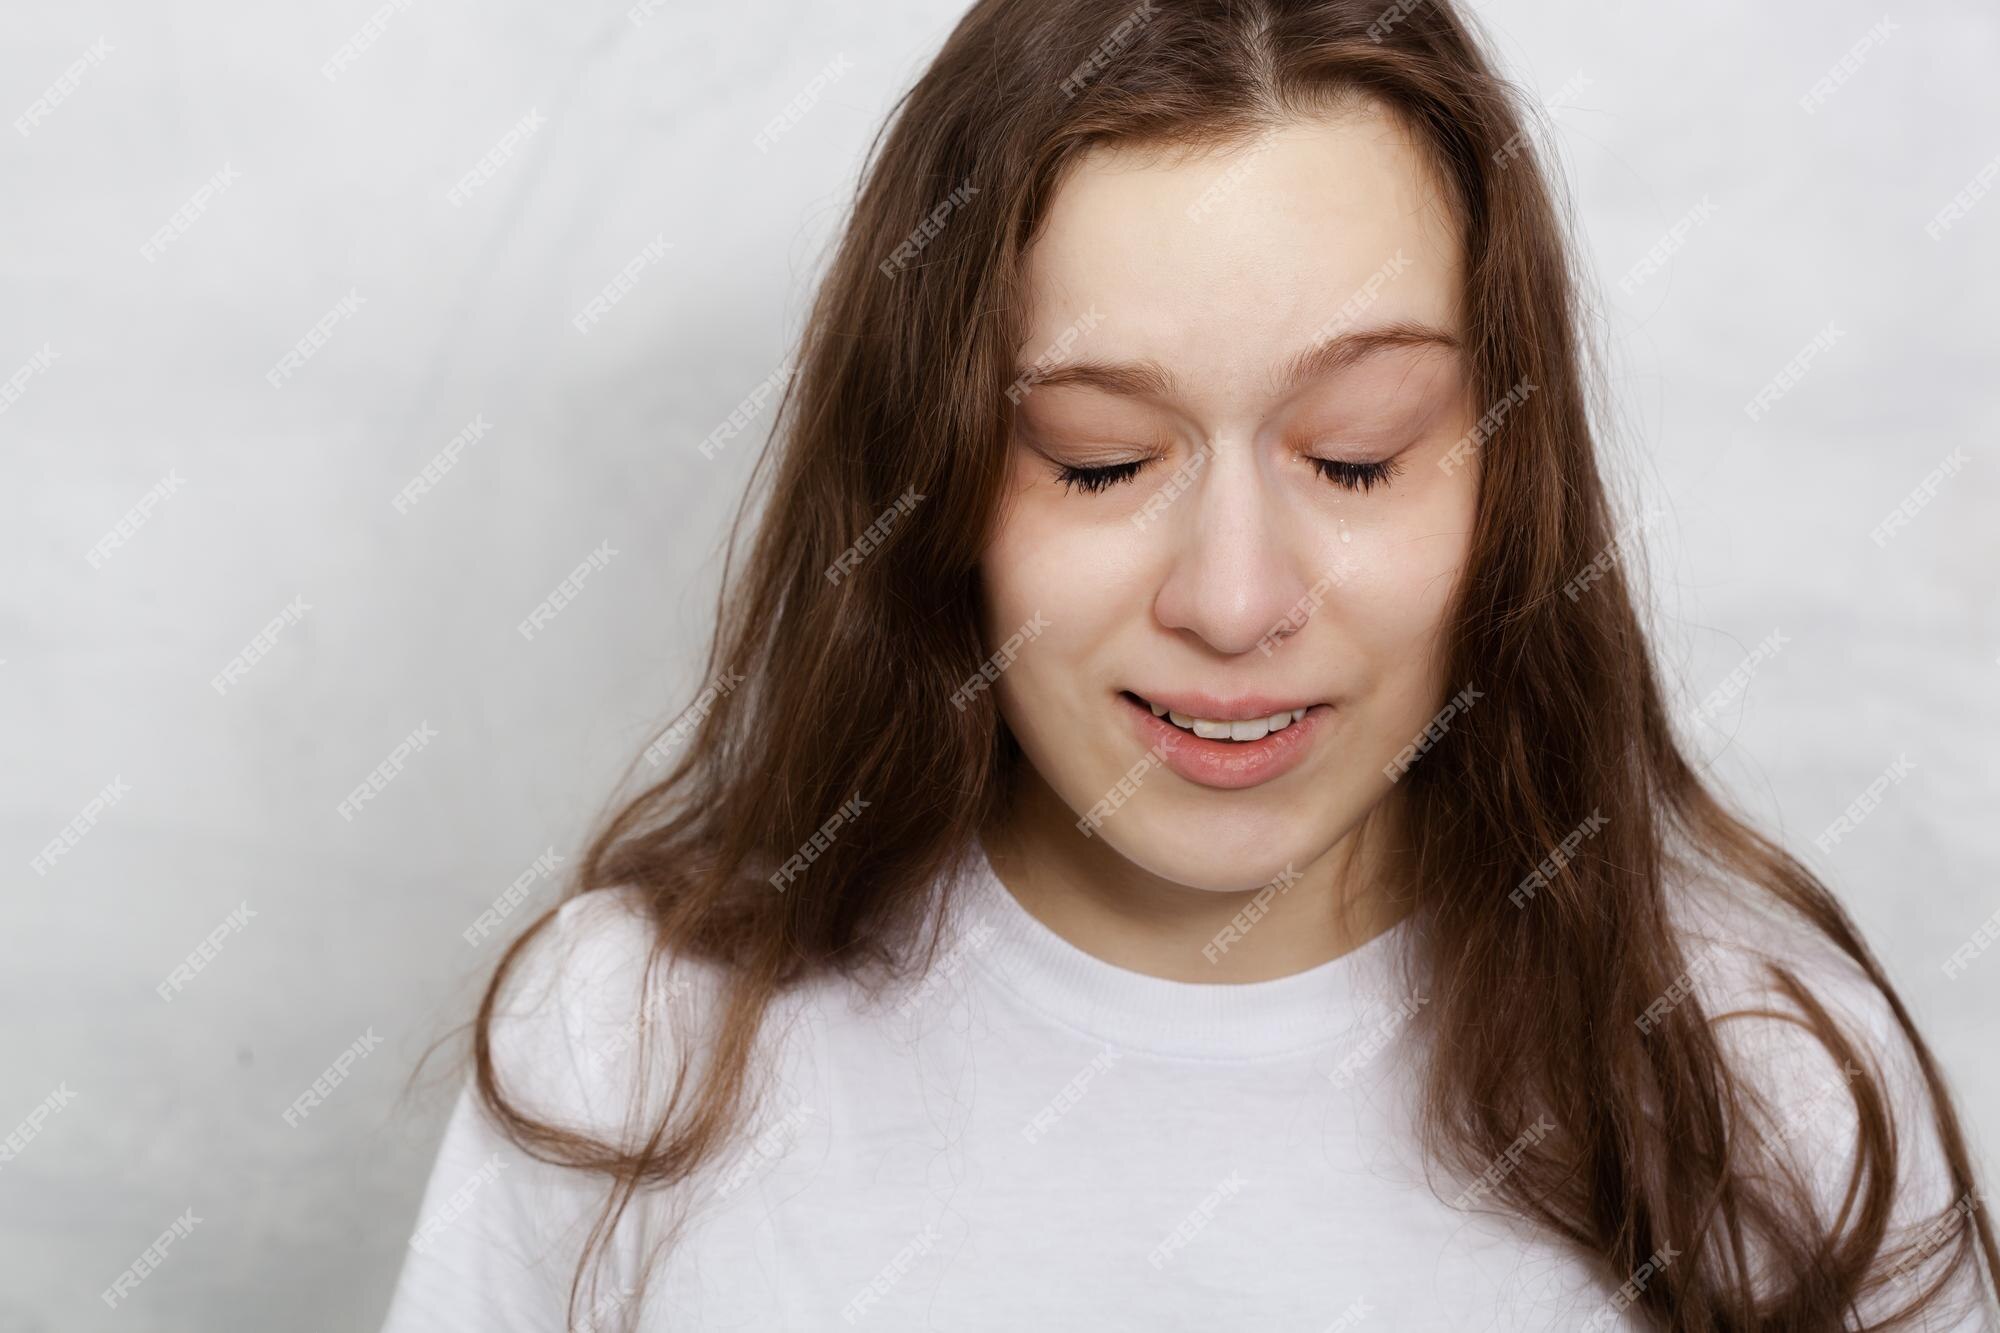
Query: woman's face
978 101 1481 893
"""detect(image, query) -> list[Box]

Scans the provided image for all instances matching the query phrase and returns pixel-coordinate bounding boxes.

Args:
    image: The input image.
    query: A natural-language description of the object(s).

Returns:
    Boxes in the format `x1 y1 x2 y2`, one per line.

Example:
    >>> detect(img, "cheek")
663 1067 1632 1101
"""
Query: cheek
979 478 1117 725
981 454 1151 645
1316 478 1474 722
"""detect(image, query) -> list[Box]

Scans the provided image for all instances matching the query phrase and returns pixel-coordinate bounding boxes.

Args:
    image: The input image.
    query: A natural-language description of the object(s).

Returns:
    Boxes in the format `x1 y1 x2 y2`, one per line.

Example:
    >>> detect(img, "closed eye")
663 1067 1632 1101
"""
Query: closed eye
1307 456 1402 492
1052 455 1403 495
1053 460 1147 494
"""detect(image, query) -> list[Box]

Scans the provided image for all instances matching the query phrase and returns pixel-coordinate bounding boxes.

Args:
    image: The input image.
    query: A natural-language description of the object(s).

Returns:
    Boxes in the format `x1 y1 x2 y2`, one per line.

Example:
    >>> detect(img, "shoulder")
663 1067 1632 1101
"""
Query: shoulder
1668 872 1935 1163
1669 873 1993 1324
1670 874 1901 1081
485 886 727 1143
384 890 704 1330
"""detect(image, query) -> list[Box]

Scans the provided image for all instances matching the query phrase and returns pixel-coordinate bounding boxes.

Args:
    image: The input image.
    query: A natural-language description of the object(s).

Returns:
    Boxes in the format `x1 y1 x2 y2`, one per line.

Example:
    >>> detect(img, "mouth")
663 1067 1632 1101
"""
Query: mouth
1117 689 1333 791
1121 690 1314 742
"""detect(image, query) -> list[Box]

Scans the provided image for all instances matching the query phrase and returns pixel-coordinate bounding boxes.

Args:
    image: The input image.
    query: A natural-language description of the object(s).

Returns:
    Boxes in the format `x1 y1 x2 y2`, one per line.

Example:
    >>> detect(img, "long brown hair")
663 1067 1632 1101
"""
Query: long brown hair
466 1 1997 1326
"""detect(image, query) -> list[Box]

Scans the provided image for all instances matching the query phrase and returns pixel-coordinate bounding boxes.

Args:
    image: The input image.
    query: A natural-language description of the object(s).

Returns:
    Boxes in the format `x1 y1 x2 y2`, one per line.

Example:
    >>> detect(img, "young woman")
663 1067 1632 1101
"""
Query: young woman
382 1 1997 1328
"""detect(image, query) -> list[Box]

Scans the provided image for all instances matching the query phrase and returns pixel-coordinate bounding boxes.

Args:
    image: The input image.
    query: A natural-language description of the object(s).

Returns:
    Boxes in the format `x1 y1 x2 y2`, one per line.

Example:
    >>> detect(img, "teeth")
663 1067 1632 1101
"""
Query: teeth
1146 699 1311 741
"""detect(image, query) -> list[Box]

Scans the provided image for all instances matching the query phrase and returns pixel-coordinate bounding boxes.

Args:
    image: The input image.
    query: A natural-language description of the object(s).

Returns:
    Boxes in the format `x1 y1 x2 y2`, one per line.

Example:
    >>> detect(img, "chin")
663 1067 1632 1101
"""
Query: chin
1095 817 1333 895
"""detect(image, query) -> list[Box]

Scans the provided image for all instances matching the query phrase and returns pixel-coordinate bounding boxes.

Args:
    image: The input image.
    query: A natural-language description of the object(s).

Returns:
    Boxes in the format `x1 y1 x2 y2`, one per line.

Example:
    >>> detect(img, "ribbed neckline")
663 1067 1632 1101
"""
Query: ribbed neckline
945 837 1416 1061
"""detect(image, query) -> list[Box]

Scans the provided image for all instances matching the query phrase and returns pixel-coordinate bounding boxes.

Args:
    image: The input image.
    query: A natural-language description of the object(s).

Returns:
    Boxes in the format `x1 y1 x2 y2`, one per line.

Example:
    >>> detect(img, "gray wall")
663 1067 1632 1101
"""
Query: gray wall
2 1 1993 1328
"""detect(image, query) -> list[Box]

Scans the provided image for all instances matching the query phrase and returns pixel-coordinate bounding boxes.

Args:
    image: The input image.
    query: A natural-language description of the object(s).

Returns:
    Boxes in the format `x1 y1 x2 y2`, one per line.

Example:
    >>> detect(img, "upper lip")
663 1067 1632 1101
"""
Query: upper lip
1125 688 1325 722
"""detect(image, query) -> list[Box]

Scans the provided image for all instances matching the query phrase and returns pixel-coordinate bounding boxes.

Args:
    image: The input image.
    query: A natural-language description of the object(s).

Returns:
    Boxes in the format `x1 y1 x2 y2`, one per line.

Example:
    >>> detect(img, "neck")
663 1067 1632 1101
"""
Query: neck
978 768 1413 984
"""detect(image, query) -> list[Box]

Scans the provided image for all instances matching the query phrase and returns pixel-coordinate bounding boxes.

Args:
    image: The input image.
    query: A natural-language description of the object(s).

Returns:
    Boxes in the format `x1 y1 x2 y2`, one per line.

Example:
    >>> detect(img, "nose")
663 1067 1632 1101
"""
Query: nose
1149 443 1321 657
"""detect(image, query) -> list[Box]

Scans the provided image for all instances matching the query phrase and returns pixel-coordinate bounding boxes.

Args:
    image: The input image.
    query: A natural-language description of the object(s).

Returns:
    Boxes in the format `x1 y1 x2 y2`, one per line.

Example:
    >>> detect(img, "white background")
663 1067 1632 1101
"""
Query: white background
2 1 1995 1328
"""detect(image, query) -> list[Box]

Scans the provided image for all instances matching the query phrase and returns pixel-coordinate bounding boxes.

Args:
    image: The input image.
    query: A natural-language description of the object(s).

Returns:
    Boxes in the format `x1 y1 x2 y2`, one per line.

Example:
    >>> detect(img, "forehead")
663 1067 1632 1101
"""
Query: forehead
1018 103 1464 405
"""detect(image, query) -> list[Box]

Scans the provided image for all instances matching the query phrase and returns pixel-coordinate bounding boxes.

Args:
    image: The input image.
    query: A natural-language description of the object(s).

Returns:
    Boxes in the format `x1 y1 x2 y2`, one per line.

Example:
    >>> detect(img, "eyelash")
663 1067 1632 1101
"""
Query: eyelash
1309 456 1403 493
1053 455 1404 495
1054 460 1148 494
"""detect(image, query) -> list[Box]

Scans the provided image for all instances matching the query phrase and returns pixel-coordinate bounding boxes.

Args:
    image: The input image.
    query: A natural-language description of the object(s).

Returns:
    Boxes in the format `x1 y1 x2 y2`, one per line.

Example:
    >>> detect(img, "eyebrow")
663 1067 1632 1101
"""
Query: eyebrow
1014 321 1461 401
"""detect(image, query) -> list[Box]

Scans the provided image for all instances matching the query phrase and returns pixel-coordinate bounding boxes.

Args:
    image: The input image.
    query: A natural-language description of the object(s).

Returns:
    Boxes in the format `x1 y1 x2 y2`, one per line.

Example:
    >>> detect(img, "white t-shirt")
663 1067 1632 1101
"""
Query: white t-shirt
380 844 1995 1331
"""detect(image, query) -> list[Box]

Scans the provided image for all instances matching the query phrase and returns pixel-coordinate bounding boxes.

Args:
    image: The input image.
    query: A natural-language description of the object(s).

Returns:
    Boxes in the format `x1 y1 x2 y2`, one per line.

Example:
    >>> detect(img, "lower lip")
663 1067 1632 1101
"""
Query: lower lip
1118 691 1331 791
